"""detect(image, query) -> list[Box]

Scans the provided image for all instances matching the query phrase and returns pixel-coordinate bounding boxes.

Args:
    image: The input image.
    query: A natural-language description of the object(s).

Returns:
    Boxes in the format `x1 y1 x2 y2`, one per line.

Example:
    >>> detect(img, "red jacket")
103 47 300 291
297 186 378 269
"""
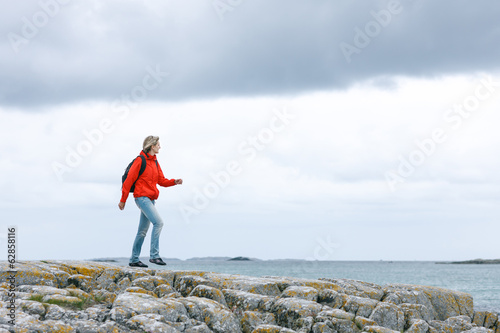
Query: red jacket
120 151 176 203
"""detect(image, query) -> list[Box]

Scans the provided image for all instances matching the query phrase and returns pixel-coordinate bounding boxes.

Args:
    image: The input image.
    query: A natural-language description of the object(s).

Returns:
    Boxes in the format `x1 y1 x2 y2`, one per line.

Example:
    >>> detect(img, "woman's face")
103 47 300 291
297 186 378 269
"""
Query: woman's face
151 142 161 155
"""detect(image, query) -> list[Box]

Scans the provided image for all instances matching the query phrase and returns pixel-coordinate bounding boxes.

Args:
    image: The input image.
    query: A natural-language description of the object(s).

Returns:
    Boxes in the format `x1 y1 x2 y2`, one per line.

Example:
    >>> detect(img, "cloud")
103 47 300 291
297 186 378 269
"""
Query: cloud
2 75 498 260
2 0 500 107
1 1 499 262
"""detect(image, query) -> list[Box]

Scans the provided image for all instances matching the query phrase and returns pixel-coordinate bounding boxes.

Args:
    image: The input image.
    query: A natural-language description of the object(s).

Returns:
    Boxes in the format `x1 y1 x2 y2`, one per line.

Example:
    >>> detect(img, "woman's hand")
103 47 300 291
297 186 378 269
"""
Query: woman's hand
118 202 125 210
175 179 183 185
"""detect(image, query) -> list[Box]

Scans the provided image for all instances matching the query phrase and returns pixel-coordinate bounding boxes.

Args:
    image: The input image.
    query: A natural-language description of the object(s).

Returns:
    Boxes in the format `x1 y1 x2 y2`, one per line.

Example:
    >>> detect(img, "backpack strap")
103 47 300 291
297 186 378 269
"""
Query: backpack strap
138 155 147 176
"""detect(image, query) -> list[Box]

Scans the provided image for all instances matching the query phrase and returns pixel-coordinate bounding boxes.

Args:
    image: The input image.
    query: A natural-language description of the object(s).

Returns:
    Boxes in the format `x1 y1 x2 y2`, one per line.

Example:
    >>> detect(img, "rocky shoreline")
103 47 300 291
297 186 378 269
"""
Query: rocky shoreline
441 259 500 265
0 260 499 333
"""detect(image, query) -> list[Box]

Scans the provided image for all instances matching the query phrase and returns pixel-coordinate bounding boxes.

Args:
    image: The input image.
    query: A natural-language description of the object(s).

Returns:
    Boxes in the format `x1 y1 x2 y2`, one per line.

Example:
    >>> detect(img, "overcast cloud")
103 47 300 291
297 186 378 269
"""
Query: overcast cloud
1 0 500 106
0 0 499 262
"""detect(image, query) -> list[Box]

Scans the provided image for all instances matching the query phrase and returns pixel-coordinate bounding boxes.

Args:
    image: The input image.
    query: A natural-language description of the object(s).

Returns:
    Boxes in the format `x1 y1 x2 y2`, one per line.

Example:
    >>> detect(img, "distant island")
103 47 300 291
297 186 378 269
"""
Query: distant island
89 258 118 263
227 256 251 261
438 258 500 265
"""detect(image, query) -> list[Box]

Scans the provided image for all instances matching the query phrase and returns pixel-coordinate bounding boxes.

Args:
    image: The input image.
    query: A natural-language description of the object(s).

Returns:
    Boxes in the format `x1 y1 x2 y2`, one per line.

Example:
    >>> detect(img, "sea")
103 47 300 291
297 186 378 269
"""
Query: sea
98 258 500 314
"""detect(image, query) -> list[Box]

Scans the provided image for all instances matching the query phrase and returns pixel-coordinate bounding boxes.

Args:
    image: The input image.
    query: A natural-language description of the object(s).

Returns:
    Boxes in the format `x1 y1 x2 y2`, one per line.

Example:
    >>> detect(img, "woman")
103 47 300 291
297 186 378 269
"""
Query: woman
119 135 182 267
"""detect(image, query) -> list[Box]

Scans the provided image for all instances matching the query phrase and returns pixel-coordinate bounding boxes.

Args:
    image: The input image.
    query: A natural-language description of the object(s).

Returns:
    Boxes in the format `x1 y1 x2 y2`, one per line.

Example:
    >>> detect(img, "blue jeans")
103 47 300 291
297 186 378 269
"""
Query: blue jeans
130 197 164 263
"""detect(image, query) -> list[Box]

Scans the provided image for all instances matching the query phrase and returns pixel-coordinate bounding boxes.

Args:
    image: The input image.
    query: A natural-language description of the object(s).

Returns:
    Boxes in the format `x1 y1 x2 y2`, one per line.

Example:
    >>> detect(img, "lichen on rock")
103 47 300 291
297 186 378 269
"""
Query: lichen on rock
0 260 497 333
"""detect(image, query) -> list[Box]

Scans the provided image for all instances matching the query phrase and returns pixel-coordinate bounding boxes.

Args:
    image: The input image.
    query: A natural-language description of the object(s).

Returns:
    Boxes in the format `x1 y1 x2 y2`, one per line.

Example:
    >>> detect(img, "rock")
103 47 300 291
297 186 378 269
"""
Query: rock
95 265 125 292
66 286 91 299
385 284 474 321
289 278 347 295
4 260 492 333
97 321 134 332
474 311 499 329
155 270 177 287
252 324 297 332
444 315 474 333
319 278 385 301
117 277 133 291
382 287 432 308
166 291 183 298
0 262 59 287
241 311 265 333
84 305 109 322
354 316 377 330
126 313 180 332
18 284 70 296
483 312 498 329
318 289 349 309
343 295 378 318
190 284 229 307
131 275 169 292
179 296 241 333
281 286 319 302
369 302 405 332
7 310 76 332
122 267 155 281
17 299 46 317
204 307 242 333
312 321 336 333
175 275 220 297
474 311 488 327
399 303 434 323
317 309 355 322
124 286 157 297
363 325 400 333
223 288 275 312
271 297 323 331
229 277 282 297
35 319 77 332
62 309 89 321
429 319 456 333
184 323 213 332
90 288 117 307
130 276 157 291
45 304 66 320
330 317 360 333
71 319 103 333
111 292 187 324
406 319 430 333
155 283 176 297
68 274 96 292
462 329 495 333
240 311 277 332
261 276 303 293
205 273 283 297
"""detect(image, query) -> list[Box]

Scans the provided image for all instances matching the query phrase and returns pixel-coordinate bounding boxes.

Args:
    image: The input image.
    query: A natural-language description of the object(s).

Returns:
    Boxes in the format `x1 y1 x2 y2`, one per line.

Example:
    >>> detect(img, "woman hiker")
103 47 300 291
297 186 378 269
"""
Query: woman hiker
119 135 183 268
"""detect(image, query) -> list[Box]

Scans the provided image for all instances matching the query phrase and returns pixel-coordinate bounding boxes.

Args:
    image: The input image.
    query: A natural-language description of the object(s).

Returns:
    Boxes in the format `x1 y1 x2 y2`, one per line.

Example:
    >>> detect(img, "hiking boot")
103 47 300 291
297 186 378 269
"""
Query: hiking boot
149 258 166 266
129 261 148 268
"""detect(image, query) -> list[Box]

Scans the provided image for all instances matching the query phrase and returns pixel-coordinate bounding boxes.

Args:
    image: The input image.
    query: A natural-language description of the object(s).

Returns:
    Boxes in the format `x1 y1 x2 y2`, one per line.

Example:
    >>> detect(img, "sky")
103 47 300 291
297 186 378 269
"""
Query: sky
1 0 499 262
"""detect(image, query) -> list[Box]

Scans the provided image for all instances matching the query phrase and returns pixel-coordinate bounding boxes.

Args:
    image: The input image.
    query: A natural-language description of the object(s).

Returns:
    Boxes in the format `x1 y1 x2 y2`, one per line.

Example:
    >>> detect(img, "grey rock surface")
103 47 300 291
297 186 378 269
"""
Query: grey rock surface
0 260 497 333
